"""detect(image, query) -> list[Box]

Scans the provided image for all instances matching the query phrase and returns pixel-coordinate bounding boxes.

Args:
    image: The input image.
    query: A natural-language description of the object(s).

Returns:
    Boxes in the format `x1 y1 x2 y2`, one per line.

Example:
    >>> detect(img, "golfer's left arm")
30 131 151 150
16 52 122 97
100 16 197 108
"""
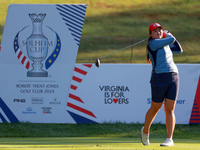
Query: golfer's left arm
169 40 183 54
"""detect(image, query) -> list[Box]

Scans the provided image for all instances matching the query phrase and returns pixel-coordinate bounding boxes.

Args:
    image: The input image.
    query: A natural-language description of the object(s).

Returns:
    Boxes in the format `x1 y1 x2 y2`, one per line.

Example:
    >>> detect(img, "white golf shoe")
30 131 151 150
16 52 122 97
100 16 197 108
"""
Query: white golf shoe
141 126 150 146
160 138 174 147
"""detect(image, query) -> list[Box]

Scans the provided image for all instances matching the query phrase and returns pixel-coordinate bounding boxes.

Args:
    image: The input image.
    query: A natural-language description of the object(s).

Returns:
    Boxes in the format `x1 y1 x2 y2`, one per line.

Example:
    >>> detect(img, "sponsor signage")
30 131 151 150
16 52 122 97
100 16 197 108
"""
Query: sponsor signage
100 86 130 104
67 64 200 124
0 4 87 123
31 97 44 104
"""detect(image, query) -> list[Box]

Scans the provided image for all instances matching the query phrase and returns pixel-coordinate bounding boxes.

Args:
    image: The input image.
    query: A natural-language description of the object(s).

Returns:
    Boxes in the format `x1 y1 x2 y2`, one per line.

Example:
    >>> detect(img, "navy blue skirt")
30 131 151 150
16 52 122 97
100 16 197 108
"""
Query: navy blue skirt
150 72 179 103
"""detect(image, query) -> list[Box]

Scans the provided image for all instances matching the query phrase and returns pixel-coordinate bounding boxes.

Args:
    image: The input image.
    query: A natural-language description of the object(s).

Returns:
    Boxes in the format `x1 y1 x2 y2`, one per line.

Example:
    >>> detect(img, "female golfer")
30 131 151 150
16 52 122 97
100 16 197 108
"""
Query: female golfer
141 23 183 146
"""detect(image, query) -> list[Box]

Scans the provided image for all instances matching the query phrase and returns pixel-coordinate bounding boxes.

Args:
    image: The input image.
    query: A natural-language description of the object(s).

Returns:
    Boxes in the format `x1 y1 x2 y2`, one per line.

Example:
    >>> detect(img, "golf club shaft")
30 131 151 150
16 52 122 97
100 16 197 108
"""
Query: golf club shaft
99 38 148 60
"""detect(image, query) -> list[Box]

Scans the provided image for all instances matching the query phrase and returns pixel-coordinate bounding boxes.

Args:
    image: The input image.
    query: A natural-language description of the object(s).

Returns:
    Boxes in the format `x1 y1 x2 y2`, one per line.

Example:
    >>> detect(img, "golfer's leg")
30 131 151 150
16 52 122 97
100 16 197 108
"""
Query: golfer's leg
164 98 176 139
143 101 163 134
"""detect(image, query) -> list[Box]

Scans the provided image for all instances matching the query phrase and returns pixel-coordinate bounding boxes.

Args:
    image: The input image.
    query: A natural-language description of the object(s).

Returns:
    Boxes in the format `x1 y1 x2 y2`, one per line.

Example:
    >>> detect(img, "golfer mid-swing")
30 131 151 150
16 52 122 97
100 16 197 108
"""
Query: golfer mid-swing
141 23 183 147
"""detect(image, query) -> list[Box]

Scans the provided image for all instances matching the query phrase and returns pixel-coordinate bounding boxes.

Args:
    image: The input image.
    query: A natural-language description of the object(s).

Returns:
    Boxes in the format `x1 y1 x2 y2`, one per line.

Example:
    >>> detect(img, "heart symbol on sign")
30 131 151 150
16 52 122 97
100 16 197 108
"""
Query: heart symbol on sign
113 98 118 104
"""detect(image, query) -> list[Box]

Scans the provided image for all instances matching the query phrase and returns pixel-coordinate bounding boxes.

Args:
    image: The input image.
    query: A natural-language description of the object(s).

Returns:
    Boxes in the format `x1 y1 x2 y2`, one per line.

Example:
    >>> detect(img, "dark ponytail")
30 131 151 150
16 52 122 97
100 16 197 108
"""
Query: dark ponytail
146 37 152 64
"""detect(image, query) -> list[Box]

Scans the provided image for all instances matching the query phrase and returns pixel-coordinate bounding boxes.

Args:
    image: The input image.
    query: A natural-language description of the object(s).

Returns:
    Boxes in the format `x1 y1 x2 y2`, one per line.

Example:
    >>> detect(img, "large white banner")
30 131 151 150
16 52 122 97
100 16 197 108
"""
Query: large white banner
0 4 87 123
66 64 200 124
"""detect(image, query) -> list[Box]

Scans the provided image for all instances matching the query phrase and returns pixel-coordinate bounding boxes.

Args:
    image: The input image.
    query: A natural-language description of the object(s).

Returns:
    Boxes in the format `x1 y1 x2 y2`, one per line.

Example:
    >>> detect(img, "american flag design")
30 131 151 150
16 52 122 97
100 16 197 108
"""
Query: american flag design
189 75 200 124
67 64 98 123
56 4 87 46
13 32 30 70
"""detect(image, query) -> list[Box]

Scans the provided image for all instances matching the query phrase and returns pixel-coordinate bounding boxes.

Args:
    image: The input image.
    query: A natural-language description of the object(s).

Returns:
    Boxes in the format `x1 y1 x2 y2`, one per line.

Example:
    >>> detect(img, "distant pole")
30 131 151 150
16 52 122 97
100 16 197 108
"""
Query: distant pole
130 36 134 63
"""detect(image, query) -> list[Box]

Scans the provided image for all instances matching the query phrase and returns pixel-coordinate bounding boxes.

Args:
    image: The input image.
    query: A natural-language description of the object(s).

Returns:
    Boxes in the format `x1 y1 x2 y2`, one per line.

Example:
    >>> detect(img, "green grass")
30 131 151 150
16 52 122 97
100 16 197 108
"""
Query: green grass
0 137 200 150
0 0 200 63
0 123 200 139
0 123 200 149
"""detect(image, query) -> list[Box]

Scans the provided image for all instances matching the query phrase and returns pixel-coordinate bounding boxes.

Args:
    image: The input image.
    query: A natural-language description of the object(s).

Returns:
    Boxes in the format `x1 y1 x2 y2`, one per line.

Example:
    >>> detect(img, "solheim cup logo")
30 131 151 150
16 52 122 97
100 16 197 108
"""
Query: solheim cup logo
13 13 61 77
27 13 48 77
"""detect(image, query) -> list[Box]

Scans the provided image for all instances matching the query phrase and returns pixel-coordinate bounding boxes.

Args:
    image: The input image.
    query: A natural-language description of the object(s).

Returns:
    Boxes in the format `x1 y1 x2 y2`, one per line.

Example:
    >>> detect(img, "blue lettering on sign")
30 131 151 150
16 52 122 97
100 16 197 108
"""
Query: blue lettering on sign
147 98 151 104
176 100 185 104
147 98 186 104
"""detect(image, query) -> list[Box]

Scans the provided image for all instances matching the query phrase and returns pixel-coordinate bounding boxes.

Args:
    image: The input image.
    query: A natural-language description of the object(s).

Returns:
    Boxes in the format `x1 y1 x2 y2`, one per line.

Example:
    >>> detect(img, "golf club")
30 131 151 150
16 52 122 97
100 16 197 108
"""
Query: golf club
95 38 148 68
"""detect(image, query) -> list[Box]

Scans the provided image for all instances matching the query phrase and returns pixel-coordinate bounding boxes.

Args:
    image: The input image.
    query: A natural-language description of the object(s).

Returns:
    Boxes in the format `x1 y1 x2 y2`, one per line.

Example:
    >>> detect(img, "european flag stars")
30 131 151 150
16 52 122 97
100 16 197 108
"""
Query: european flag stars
45 33 61 69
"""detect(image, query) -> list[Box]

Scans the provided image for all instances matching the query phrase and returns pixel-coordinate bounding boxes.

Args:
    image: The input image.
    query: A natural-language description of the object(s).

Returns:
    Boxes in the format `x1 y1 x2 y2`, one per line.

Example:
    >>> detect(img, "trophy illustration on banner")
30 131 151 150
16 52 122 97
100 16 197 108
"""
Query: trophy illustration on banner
27 13 48 77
